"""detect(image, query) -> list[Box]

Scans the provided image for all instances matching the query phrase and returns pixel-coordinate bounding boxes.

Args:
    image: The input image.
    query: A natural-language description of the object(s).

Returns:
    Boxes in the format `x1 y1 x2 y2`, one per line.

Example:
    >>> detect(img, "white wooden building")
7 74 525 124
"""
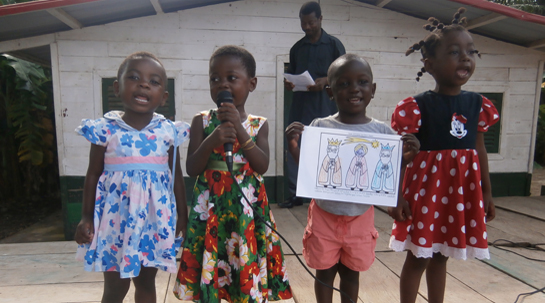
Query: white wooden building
1 0 545 238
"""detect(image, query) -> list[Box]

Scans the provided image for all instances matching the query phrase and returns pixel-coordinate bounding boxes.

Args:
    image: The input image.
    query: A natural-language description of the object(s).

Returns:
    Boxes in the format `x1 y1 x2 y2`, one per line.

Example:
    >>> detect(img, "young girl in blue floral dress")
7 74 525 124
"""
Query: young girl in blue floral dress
173 45 292 302
74 51 190 303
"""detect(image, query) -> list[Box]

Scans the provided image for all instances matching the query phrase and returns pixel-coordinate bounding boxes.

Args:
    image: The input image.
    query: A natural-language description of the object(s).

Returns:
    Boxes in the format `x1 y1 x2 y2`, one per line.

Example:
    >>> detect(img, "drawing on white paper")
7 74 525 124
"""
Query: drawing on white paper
297 126 402 207
318 138 342 188
371 143 396 194
345 144 369 191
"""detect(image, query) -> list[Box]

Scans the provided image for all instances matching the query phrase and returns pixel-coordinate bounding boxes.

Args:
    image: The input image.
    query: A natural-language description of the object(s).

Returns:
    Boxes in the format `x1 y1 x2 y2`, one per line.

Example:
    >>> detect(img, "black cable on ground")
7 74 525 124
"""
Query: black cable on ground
513 286 545 303
378 203 545 302
489 239 545 262
488 239 545 302
493 203 545 302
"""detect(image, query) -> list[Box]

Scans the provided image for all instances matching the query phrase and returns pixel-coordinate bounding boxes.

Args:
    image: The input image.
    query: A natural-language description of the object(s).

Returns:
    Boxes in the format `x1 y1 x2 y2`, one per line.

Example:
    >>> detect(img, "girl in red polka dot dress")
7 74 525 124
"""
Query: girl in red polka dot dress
388 8 499 303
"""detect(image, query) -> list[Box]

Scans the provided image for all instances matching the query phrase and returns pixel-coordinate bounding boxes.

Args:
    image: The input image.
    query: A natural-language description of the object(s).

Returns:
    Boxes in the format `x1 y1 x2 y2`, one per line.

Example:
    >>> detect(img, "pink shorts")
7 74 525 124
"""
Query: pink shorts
302 200 378 271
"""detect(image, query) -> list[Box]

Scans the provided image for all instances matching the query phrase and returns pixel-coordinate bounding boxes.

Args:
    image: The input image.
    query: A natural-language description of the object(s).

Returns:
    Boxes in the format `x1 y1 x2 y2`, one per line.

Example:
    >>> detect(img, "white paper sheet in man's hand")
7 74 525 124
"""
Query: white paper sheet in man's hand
283 70 315 92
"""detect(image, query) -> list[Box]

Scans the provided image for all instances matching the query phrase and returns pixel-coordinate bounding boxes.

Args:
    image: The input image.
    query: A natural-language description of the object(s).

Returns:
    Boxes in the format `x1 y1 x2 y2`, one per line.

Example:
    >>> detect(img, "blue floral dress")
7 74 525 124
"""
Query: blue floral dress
75 111 190 278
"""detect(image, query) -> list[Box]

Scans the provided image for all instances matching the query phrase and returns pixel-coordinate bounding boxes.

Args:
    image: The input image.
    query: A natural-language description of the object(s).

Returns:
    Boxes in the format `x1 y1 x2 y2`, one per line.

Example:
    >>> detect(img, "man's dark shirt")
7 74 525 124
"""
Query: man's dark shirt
287 29 346 125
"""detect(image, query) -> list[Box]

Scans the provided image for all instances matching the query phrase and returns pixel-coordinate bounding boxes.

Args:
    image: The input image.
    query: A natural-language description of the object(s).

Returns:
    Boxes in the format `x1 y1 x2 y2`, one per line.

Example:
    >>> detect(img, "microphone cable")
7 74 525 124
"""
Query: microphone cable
227 164 357 303
488 239 545 303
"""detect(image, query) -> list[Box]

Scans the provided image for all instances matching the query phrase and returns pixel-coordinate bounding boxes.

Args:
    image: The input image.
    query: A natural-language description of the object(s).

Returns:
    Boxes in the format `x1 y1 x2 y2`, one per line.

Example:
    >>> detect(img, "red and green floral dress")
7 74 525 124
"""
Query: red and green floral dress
173 109 292 303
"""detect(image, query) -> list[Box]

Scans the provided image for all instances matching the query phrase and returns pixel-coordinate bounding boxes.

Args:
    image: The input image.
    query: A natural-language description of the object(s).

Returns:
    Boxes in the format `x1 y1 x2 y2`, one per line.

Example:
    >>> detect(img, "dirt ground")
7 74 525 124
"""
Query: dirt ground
0 197 61 241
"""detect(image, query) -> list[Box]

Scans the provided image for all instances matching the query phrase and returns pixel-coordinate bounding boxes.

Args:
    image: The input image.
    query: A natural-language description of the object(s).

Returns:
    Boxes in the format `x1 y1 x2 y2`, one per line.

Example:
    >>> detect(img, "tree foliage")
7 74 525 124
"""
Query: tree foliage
0 54 58 202
490 0 545 15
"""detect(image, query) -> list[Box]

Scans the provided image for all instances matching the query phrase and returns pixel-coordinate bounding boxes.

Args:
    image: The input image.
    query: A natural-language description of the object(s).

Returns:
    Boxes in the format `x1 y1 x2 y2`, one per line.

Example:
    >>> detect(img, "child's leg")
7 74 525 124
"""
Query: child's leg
399 251 430 303
102 272 131 303
425 253 449 303
132 266 158 303
337 262 360 303
315 265 338 303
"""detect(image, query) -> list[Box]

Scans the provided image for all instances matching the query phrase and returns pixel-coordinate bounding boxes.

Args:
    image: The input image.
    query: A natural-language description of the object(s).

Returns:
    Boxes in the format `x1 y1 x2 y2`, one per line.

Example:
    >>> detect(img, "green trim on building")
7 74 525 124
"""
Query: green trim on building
490 172 531 197
60 176 85 240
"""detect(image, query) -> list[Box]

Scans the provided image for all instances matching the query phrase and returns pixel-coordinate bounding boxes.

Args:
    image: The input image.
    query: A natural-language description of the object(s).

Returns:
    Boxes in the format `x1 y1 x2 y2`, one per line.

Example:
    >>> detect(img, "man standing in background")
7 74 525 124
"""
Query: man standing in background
280 1 346 208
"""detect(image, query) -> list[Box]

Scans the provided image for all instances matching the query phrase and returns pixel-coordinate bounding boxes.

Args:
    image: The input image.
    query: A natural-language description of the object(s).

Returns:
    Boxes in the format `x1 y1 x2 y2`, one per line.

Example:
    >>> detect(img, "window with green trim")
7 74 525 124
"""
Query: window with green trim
480 93 502 154
101 78 176 120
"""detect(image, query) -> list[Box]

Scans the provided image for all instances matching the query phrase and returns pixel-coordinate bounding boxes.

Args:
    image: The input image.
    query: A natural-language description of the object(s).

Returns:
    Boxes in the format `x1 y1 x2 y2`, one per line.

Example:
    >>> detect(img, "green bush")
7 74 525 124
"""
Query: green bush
0 54 59 202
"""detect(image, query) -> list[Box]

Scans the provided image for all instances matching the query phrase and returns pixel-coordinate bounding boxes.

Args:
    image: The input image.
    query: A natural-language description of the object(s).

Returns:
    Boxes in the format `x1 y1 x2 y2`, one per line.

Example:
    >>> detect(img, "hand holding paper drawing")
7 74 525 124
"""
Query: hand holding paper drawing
285 122 305 163
297 126 402 207
283 71 315 92
401 133 421 163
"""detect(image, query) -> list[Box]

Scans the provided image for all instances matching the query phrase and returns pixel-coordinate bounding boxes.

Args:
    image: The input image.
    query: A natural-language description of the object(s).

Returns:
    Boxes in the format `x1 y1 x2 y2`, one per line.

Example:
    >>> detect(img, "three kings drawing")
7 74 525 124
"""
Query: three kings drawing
298 126 402 207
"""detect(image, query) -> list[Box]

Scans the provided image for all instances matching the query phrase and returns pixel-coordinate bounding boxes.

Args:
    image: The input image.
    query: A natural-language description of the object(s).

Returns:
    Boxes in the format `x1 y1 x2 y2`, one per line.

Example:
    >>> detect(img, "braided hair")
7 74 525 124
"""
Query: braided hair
405 7 480 81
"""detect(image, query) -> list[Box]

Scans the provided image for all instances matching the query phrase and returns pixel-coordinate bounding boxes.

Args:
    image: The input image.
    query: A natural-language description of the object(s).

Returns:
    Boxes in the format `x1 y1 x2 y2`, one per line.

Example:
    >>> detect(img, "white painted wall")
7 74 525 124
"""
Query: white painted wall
5 0 545 177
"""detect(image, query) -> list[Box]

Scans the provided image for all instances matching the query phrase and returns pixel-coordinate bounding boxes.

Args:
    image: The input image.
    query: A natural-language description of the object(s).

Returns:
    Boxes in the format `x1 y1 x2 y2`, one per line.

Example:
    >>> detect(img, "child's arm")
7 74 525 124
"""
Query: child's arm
388 164 412 222
74 144 105 244
401 133 420 165
240 120 270 175
169 147 187 238
285 122 305 164
186 113 237 176
476 132 495 222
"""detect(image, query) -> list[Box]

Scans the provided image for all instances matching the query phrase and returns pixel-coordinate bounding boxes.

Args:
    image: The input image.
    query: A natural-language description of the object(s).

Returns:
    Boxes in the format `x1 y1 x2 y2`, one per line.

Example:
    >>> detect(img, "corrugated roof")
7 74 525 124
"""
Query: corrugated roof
356 0 545 51
0 0 235 41
0 0 236 65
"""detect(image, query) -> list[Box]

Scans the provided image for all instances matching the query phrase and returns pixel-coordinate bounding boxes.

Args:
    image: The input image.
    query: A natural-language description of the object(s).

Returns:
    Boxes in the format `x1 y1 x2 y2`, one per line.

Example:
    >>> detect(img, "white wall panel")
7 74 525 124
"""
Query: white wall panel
40 0 545 177
57 40 108 57
509 81 540 95
509 68 540 82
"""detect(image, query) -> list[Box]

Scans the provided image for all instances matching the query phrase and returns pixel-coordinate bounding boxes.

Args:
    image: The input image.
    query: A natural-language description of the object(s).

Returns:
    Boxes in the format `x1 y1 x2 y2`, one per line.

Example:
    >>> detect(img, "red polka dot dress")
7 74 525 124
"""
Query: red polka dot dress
389 91 499 260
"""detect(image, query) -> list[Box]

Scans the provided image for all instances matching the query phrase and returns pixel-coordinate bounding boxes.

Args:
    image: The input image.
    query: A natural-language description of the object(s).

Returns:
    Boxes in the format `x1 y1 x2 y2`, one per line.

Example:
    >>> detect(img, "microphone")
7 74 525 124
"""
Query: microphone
216 91 234 172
